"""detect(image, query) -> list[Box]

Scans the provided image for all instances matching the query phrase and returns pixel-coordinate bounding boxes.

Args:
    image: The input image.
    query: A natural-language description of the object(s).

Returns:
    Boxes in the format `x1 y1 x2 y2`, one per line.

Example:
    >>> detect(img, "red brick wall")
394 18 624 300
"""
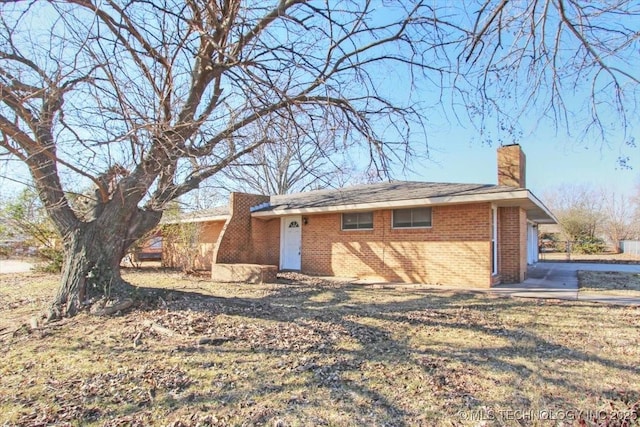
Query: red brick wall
251 217 280 265
298 203 494 288
196 221 225 269
498 206 527 283
215 196 528 286
214 193 270 264
166 194 280 271
162 221 225 270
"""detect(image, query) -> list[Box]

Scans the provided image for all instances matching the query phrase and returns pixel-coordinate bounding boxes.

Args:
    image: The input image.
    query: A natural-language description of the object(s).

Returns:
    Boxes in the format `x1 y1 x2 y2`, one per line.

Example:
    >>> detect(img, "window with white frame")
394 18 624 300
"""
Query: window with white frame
342 212 373 230
392 207 432 228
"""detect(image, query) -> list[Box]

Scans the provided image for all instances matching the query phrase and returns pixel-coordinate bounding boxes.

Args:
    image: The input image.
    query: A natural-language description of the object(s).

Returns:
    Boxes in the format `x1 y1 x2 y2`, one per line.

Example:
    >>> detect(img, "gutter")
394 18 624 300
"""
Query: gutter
251 189 557 224
251 190 526 216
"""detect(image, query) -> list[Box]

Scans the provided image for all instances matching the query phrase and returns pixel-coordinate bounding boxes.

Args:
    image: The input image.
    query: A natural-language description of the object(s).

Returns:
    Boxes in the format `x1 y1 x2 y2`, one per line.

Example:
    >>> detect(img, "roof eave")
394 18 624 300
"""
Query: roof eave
161 214 229 225
523 190 558 224
252 189 557 223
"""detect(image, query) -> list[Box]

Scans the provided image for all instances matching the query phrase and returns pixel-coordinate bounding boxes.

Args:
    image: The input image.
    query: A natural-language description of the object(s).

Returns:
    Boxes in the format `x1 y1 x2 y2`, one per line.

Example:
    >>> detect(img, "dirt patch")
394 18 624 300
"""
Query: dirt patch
578 270 640 297
1 270 639 426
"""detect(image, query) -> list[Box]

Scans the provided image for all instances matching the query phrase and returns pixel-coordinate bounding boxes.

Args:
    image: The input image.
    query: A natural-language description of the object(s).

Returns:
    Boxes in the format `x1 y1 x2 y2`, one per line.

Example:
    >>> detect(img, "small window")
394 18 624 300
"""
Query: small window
342 212 373 230
288 221 300 228
392 207 432 228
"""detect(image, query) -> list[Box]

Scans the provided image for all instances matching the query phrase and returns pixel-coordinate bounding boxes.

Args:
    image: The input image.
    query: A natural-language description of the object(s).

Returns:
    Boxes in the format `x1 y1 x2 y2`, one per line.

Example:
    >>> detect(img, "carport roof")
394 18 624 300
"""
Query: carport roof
252 181 557 224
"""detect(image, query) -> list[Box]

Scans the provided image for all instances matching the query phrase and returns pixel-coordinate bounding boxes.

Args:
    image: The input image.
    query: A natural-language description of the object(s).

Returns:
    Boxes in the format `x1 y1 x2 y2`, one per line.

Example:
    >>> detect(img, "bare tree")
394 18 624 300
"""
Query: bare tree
544 184 603 243
544 183 640 253
213 118 356 195
457 0 640 146
601 190 639 252
0 1 638 317
0 188 59 250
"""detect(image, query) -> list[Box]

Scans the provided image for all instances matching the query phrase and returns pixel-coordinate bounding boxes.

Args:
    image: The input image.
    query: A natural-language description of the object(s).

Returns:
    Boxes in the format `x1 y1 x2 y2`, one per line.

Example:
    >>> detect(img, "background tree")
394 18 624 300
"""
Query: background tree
213 119 356 195
600 190 639 253
0 1 638 317
544 183 640 254
547 184 602 240
0 188 63 269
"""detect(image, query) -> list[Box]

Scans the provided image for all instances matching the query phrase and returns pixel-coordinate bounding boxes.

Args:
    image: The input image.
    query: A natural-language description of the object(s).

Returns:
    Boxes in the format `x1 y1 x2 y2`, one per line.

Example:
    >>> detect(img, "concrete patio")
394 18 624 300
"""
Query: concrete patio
492 262 640 305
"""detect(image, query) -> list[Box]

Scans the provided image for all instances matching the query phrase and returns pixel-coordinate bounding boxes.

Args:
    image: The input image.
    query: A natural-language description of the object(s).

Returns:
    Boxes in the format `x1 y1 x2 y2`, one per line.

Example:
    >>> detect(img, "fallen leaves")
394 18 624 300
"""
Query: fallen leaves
13 366 193 426
578 270 640 295
1 270 639 426
17 402 102 426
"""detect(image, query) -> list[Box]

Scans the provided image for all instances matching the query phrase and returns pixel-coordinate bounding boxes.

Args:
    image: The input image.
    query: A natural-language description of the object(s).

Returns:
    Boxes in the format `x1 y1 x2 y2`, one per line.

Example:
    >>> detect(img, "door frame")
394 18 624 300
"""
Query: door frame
280 215 302 270
527 221 539 264
491 204 498 275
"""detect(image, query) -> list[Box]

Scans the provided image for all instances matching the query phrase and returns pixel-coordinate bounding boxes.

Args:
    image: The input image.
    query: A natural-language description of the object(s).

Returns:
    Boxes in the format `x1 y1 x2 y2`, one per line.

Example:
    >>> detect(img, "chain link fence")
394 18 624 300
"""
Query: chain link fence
539 239 608 261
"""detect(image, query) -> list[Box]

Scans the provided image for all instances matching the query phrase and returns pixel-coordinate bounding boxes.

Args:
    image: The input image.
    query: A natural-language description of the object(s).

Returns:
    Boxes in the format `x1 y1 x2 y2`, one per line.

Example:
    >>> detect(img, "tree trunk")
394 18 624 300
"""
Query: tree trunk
611 238 622 254
50 209 161 319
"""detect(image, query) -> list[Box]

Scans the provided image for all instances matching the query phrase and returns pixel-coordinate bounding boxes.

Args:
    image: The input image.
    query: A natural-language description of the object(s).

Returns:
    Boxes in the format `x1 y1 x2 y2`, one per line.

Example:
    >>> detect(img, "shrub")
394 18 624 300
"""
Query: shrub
36 247 64 273
0 245 10 258
572 237 606 255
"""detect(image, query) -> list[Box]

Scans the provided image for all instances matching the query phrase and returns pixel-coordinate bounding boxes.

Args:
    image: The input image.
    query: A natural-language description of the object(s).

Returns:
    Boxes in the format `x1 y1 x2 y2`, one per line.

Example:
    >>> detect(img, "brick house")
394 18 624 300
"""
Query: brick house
164 144 556 286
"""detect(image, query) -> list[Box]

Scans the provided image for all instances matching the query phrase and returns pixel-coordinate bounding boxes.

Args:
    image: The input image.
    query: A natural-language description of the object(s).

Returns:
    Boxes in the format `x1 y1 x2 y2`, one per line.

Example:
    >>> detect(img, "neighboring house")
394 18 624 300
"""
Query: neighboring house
164 144 556 286
134 234 163 261
123 231 163 265
0 238 34 257
538 223 564 252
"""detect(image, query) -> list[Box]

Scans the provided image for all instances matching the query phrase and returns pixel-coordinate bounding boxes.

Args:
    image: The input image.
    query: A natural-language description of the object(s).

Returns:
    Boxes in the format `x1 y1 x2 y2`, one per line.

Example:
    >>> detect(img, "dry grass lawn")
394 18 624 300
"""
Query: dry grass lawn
578 271 640 297
540 252 640 262
1 269 639 426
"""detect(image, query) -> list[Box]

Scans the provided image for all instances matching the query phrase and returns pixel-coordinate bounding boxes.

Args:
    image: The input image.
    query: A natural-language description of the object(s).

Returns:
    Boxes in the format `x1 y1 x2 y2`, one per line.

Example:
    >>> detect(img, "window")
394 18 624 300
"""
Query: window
392 207 432 228
342 212 373 230
148 237 163 250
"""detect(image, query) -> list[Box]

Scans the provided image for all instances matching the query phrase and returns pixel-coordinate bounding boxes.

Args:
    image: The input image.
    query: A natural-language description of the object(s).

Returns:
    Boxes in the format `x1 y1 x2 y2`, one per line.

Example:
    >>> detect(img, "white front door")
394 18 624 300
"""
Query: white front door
280 216 302 270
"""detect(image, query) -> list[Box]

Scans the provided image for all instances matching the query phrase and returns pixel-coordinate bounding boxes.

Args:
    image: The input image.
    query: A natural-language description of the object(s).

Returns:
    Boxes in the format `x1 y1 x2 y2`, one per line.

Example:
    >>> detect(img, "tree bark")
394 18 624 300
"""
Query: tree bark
49 208 161 319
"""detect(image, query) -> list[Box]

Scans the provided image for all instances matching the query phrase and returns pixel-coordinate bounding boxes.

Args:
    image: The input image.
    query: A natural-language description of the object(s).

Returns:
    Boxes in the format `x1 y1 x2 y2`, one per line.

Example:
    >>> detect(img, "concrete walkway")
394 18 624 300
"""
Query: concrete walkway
0 259 35 274
492 262 640 305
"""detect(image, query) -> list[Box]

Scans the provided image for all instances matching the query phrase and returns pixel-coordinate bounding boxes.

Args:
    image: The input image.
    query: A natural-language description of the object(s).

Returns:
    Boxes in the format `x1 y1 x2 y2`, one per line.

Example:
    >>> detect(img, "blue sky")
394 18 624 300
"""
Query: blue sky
402 135 638 199
381 2 640 201
1 1 638 205
375 90 640 200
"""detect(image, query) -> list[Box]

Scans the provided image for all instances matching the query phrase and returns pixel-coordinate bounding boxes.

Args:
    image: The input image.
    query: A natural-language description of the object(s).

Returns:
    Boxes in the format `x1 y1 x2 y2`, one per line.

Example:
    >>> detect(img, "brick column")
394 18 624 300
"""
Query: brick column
213 193 270 264
498 206 527 283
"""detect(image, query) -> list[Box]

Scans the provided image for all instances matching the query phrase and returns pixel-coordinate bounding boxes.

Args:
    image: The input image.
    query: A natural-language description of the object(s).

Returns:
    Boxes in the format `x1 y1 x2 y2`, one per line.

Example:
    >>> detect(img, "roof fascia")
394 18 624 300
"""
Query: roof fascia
525 190 558 223
161 215 229 224
251 190 533 217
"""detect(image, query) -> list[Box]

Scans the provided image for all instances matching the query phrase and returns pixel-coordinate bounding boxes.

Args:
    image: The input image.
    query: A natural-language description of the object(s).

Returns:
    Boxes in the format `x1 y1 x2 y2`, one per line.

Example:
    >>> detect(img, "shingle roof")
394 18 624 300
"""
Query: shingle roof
263 181 518 211
161 181 556 224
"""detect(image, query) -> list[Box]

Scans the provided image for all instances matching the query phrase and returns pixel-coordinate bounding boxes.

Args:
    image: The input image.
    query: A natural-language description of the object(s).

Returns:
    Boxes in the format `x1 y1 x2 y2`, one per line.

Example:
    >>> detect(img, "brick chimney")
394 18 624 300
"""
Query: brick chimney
497 144 526 188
